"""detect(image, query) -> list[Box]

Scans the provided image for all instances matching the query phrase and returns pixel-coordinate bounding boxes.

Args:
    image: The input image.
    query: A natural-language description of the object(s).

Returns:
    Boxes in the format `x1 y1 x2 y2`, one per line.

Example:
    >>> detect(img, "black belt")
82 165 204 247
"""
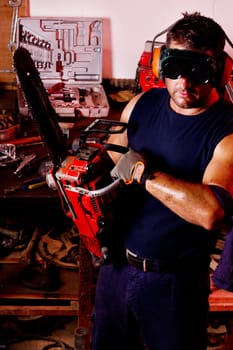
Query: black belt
125 249 188 273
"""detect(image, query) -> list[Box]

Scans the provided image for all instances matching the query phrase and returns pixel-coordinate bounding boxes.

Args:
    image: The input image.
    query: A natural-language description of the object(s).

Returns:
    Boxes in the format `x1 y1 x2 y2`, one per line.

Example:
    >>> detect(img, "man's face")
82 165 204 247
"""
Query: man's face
164 42 218 114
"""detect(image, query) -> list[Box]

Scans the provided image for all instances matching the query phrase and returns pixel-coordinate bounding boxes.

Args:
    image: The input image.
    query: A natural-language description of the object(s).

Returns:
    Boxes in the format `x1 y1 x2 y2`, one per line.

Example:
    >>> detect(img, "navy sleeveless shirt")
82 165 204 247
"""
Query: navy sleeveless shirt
116 88 233 260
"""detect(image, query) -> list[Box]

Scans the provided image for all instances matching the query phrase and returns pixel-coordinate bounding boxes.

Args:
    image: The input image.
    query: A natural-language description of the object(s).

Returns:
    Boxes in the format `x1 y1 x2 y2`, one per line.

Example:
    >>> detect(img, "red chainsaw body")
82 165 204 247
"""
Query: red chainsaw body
53 142 117 260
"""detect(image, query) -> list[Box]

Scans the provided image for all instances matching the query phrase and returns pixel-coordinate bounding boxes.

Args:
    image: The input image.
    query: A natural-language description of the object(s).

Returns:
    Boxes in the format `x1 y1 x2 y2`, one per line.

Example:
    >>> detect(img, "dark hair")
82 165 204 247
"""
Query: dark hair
166 12 226 58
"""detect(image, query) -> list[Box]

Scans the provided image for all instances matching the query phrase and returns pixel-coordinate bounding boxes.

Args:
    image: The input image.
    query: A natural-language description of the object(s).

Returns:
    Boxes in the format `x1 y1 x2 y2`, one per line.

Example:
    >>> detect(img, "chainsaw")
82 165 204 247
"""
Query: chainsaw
13 47 127 267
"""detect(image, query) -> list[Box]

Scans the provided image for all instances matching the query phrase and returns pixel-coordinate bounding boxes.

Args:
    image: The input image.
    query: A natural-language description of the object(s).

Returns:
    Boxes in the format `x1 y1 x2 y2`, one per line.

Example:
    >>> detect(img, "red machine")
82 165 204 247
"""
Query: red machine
135 21 180 92
13 47 127 267
49 119 127 265
136 40 165 92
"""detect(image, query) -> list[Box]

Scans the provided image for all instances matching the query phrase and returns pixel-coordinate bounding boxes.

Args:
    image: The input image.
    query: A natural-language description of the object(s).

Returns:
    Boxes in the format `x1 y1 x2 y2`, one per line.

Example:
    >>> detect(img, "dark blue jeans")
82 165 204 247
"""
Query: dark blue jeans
91 262 210 350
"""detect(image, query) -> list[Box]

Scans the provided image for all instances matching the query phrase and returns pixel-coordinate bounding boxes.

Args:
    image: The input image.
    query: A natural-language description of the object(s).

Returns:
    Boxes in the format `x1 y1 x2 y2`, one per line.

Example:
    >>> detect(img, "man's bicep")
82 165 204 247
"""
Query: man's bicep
203 134 233 197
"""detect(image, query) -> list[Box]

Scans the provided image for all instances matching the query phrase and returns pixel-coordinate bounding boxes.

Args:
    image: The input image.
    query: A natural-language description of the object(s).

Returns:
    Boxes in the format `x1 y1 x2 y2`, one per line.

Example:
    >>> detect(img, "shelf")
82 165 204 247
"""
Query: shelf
0 262 79 316
209 288 233 312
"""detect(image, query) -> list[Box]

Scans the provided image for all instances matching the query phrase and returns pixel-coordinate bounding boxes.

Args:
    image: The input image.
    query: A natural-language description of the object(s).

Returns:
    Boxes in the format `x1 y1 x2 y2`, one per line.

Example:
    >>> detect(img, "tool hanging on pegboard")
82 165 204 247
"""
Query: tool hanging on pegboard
8 0 22 52
0 0 28 85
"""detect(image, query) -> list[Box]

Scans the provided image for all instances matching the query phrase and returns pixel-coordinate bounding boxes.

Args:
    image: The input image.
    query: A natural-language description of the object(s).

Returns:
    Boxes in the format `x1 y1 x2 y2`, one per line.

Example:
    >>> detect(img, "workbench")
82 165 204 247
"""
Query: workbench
0 165 81 317
0 92 124 342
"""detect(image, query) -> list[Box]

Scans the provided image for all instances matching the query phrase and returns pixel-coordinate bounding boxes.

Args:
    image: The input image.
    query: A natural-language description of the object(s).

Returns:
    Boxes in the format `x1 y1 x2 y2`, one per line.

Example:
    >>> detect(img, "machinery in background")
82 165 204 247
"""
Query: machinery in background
135 22 170 92
135 40 165 92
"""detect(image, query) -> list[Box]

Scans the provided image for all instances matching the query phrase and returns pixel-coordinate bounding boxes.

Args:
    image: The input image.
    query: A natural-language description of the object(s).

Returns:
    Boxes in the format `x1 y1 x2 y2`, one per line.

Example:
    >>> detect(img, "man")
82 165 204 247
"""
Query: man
91 12 233 350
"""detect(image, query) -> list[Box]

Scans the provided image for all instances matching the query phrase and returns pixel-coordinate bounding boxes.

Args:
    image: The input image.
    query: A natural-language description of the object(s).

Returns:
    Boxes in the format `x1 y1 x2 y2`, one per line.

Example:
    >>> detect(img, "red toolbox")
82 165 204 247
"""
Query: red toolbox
16 17 109 131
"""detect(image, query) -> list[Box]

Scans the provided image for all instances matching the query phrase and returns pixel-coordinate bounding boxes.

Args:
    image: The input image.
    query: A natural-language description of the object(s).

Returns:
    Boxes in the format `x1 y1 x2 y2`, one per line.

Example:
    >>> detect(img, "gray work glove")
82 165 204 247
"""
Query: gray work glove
110 148 150 186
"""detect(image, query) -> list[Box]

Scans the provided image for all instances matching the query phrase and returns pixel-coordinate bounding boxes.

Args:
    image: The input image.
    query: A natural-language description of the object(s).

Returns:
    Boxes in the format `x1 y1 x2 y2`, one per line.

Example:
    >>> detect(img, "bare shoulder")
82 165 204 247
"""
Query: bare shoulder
120 92 145 123
214 133 233 161
203 133 233 195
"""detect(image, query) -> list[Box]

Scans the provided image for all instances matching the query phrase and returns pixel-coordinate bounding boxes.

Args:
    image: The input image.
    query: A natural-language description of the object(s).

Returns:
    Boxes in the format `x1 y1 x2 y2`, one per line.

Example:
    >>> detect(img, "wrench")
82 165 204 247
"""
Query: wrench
14 152 36 176
8 0 22 51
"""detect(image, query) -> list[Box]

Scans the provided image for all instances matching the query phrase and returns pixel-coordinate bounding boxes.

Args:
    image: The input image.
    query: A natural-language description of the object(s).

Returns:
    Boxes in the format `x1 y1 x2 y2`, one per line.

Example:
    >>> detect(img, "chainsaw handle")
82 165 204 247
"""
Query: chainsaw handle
63 177 122 198
79 118 128 146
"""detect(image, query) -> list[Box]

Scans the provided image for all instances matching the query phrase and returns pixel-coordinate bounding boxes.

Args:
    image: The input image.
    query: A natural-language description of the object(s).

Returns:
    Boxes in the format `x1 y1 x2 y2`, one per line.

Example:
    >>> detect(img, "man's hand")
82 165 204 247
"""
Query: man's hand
110 149 150 186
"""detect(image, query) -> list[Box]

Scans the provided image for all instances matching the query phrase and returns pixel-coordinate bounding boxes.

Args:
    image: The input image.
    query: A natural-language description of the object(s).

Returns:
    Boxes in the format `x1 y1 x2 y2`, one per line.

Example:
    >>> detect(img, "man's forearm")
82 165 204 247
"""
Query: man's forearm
145 170 226 231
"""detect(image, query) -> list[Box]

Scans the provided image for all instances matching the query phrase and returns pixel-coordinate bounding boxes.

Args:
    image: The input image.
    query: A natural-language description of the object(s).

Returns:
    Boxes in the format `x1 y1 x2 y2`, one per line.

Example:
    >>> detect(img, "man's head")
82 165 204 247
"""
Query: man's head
161 12 228 88
161 12 228 114
166 12 226 57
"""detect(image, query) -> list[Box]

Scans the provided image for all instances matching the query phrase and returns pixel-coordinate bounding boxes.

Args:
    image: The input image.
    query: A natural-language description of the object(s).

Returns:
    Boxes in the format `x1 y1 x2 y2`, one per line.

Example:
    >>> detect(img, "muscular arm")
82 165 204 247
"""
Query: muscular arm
145 134 233 231
108 94 233 232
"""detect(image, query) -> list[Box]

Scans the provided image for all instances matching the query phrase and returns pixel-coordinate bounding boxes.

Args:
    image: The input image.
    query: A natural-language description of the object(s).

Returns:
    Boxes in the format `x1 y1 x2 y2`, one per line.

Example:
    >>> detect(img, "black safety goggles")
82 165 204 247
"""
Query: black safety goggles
160 49 217 85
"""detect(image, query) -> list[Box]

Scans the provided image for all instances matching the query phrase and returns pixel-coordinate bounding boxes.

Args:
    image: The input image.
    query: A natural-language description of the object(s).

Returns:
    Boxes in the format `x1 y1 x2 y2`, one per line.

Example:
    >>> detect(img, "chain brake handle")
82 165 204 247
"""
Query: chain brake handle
79 118 128 154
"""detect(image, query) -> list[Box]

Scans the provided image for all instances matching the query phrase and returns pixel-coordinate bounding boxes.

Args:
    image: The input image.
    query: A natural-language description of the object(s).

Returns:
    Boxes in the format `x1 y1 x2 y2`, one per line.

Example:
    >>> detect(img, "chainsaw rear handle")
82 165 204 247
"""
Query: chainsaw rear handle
60 177 122 198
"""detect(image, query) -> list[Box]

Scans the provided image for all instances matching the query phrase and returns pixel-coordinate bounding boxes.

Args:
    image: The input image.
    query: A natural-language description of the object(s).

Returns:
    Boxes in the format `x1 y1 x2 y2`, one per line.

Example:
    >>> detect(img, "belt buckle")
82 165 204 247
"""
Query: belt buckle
126 249 137 258
143 259 147 272
126 249 148 272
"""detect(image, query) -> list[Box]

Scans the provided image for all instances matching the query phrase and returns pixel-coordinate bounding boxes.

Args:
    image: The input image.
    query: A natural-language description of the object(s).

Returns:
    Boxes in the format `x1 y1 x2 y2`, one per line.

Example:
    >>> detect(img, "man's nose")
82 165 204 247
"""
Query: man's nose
179 76 191 89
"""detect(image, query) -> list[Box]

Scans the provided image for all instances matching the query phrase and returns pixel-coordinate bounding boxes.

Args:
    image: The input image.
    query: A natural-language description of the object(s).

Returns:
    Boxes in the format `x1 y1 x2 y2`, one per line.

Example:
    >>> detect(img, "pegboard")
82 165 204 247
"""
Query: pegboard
0 0 29 88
